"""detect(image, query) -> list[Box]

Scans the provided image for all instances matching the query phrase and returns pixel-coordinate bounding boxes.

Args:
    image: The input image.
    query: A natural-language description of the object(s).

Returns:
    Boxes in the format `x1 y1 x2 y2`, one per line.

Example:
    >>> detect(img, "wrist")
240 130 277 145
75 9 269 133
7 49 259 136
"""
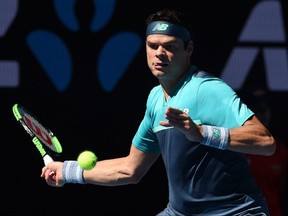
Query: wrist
62 160 86 184
200 125 229 150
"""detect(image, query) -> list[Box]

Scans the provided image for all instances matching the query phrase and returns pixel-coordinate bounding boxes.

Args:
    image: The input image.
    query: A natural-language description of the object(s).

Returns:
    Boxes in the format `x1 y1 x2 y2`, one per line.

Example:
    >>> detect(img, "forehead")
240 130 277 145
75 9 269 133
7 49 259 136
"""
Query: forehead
146 34 181 43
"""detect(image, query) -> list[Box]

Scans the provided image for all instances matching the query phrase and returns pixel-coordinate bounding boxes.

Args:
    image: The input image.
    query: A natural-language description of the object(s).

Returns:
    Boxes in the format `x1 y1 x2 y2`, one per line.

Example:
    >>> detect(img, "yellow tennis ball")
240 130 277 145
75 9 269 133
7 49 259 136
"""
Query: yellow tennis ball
77 150 97 170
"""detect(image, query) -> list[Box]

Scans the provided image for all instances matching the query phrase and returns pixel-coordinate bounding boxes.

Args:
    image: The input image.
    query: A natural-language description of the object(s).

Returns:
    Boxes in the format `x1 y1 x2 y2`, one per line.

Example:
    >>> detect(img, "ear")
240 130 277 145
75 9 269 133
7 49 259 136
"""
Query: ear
187 40 194 55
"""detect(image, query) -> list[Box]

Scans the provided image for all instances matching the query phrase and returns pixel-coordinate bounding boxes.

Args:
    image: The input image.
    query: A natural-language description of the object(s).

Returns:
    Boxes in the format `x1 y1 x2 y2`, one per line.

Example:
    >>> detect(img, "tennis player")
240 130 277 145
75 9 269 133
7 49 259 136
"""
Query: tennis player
41 8 276 215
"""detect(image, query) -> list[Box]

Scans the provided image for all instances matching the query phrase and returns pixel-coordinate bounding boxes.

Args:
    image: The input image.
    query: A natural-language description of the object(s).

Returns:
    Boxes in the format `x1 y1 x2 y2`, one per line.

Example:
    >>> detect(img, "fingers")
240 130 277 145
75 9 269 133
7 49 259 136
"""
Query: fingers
162 107 201 142
41 162 65 187
160 107 192 129
165 107 189 125
41 165 61 187
48 171 57 183
41 165 50 178
165 107 187 119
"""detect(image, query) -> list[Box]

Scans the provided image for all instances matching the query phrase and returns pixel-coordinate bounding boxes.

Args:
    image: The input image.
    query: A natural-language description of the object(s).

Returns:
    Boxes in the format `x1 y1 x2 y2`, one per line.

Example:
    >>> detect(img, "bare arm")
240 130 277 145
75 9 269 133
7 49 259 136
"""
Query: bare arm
160 107 275 156
227 116 275 155
84 145 160 185
41 145 160 187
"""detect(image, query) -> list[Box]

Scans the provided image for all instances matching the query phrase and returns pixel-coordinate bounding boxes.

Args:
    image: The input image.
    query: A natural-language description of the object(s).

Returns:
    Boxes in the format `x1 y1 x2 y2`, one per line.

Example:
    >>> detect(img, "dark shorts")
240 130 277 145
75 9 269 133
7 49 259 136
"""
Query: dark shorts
156 203 269 216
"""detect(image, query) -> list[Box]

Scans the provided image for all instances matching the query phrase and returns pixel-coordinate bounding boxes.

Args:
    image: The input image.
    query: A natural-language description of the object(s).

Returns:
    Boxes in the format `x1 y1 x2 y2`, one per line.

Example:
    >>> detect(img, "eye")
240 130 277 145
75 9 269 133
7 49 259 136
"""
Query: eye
147 42 159 50
163 44 175 51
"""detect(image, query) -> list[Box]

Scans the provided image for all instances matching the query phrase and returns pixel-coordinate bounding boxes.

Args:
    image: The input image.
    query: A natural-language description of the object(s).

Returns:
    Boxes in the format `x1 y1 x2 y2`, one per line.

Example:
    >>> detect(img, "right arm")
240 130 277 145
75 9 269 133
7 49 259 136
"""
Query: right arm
41 145 160 187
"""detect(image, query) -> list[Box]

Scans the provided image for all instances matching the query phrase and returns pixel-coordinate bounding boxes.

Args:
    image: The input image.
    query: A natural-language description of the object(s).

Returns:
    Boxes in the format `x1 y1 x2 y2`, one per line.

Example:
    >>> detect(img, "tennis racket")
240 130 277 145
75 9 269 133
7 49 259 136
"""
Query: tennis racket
12 103 62 183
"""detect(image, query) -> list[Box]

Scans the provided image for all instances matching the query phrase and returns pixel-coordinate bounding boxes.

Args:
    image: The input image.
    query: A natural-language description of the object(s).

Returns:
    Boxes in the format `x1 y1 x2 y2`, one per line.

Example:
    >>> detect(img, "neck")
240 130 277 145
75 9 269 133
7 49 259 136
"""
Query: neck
160 65 192 98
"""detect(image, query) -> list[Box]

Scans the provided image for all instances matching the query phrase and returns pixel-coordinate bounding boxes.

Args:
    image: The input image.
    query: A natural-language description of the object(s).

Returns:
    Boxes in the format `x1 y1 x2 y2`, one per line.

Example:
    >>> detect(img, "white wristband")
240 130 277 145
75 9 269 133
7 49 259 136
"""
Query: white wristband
201 125 229 150
62 160 86 184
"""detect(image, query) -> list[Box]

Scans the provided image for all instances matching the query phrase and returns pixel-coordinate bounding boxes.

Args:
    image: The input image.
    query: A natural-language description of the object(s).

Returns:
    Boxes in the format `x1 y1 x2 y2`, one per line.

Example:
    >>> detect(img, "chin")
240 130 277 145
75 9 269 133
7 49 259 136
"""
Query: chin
152 70 165 77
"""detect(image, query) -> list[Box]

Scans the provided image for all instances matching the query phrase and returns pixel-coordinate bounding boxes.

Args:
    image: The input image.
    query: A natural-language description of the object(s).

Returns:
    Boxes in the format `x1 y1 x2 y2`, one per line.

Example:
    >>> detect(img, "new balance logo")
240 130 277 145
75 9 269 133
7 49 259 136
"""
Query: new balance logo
152 23 169 31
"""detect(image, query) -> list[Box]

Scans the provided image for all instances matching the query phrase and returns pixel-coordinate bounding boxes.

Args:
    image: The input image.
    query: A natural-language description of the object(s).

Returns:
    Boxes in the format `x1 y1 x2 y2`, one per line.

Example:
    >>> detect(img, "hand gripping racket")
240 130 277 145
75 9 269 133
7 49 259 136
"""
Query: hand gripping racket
12 103 62 183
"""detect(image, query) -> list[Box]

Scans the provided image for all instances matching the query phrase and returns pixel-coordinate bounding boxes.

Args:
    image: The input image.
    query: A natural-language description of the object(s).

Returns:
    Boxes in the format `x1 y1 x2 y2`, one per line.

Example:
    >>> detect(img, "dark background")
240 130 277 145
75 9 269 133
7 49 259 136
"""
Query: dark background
1 1 287 215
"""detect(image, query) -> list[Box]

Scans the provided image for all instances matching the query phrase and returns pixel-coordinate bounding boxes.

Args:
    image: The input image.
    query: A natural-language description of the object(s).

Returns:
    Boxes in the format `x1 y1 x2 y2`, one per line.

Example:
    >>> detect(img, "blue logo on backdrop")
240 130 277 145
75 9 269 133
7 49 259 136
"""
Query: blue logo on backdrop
0 0 287 92
26 0 142 92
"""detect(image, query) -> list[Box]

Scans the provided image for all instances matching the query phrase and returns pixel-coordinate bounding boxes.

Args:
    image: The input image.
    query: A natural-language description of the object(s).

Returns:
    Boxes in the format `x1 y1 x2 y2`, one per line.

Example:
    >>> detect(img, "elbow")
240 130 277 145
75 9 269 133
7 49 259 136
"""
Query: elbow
129 173 143 184
130 176 142 184
128 170 145 184
264 144 276 156
263 136 276 156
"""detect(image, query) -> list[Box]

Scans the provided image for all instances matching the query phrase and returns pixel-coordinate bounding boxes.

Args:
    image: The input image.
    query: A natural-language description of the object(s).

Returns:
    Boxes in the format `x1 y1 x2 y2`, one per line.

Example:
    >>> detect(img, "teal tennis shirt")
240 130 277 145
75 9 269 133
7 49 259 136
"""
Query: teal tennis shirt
132 66 268 215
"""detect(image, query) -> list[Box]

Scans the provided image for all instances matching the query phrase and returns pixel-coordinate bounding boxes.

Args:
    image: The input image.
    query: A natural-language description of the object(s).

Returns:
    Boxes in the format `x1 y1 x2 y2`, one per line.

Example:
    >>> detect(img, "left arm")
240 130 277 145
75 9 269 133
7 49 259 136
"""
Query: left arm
226 115 275 155
160 107 275 156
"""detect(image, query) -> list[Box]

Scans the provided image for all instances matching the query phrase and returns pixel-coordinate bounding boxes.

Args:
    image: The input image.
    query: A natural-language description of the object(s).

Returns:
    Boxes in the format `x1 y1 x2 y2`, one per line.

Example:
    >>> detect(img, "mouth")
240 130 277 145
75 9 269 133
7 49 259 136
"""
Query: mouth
154 62 168 68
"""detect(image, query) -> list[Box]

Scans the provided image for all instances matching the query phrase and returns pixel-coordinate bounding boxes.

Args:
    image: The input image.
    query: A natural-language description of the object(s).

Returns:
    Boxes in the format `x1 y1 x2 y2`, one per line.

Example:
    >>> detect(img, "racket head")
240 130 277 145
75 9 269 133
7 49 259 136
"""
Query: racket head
12 103 62 154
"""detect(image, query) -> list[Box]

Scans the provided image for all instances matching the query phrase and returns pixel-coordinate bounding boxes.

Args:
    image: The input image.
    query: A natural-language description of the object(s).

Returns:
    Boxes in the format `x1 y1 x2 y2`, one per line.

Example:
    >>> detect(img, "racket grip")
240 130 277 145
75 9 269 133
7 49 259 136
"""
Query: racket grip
43 154 56 183
43 154 54 165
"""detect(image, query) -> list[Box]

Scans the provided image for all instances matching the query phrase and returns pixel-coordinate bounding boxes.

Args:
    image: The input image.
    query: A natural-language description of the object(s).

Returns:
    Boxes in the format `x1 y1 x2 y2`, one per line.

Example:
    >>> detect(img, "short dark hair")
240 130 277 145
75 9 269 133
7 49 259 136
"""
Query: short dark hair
146 8 193 41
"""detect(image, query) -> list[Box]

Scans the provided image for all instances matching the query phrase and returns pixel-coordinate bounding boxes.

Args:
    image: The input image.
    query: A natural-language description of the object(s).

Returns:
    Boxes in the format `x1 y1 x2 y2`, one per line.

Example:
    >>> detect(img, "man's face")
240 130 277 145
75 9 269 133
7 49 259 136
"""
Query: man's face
146 34 193 82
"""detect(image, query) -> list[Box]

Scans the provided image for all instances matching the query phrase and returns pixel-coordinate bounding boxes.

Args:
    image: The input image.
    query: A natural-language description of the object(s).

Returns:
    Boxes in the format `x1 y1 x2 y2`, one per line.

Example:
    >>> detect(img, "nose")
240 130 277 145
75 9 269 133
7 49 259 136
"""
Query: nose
156 46 166 57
